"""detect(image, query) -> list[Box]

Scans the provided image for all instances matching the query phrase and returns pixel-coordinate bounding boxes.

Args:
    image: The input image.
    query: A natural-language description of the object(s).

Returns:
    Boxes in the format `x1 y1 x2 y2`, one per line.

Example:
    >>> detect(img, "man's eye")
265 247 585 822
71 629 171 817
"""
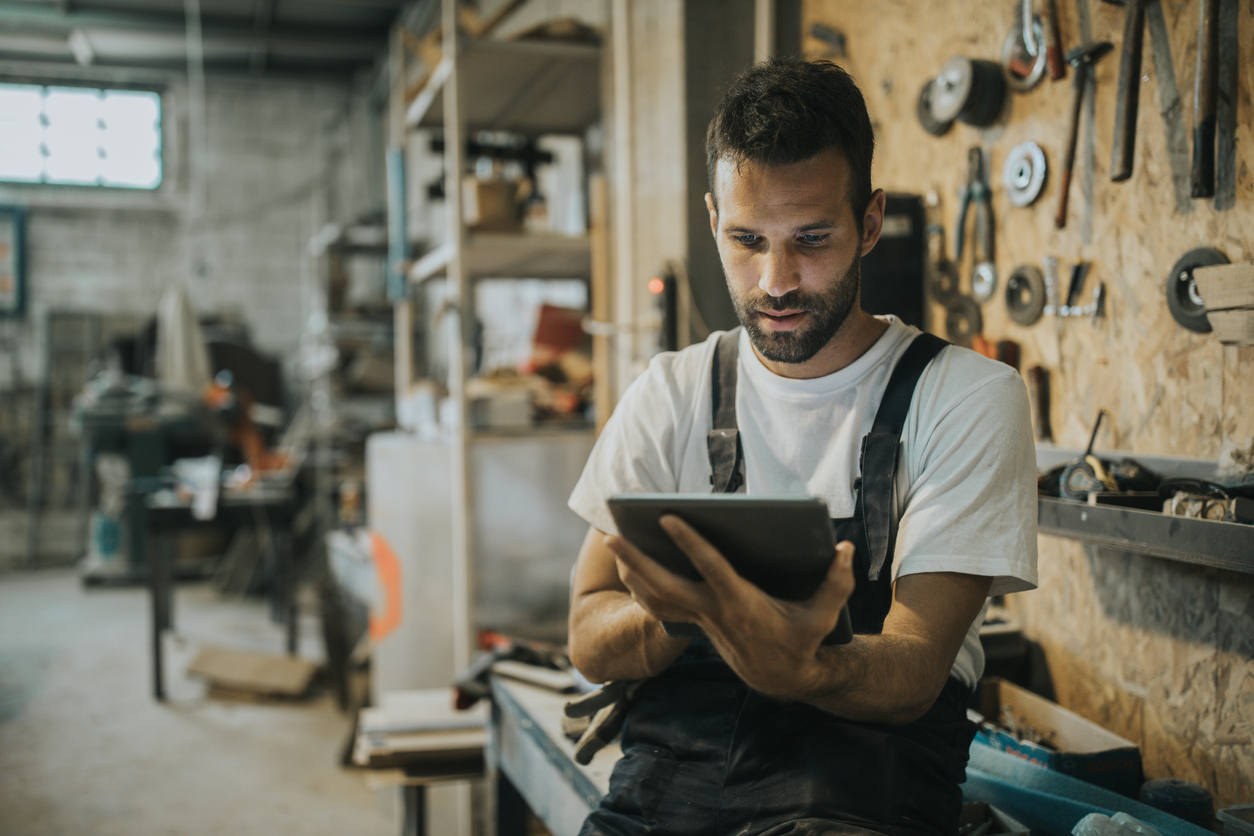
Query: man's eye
799 234 828 245
734 234 761 246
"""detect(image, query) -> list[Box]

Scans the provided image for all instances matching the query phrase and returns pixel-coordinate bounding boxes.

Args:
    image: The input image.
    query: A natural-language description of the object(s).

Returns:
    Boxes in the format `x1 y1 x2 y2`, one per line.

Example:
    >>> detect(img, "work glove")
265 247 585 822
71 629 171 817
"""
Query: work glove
563 679 643 765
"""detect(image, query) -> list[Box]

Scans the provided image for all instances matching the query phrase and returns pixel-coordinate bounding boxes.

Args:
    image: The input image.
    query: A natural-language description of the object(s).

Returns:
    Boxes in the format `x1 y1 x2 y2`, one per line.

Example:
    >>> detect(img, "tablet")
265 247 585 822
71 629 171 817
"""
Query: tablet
607 493 853 645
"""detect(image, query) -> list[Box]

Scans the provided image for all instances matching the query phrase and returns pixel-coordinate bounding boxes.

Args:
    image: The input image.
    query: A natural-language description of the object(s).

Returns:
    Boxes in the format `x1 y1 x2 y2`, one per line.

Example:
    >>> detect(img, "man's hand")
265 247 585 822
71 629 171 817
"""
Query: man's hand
607 514 855 700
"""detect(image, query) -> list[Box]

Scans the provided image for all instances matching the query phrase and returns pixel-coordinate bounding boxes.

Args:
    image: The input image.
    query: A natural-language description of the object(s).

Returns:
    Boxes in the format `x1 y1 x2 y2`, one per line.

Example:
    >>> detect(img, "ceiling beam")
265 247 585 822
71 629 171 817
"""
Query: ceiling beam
0 3 394 37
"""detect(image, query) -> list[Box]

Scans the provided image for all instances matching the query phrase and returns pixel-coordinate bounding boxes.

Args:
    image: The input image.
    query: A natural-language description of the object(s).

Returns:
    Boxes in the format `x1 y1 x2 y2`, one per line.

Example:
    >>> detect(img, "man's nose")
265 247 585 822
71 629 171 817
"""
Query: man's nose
759 245 800 298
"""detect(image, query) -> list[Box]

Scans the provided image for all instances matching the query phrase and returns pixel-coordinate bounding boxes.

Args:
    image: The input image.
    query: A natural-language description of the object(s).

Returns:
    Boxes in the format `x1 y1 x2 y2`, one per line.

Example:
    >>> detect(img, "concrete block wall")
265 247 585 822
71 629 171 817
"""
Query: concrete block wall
0 71 383 384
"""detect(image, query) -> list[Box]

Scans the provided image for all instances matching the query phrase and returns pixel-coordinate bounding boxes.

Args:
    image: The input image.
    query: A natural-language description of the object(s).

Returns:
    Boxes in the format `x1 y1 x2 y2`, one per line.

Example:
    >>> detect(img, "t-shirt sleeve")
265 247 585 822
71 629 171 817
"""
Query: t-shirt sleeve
567 352 697 536
892 362 1039 597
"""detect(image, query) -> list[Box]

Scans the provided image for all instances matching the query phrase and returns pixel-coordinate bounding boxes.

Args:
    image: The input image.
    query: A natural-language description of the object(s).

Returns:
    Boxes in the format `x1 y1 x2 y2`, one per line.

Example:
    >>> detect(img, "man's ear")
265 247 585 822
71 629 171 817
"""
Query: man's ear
859 189 887 256
705 192 718 237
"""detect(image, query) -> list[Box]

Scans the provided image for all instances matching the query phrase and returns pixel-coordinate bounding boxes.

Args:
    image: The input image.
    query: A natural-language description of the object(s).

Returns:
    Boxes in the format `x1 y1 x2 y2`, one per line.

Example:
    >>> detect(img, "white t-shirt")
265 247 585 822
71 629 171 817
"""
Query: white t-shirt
568 317 1039 688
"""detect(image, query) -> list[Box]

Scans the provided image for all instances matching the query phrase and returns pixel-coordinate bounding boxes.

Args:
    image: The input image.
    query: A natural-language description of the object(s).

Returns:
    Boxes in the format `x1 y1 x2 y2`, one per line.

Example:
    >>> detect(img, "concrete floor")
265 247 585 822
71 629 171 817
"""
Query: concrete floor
0 566 398 836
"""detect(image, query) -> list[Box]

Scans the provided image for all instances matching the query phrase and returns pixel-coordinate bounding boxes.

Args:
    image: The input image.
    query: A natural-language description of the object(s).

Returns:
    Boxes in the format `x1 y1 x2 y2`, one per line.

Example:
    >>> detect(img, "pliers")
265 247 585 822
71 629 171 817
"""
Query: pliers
955 146 993 267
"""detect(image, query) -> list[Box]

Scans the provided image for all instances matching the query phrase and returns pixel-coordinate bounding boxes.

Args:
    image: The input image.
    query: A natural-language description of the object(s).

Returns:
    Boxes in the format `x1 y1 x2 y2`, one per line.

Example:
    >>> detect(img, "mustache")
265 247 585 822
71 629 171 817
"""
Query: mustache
751 290 814 312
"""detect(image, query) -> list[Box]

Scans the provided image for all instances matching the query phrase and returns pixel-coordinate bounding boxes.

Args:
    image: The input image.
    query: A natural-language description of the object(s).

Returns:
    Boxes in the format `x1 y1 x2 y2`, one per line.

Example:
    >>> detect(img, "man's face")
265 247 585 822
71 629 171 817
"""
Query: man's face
707 149 882 376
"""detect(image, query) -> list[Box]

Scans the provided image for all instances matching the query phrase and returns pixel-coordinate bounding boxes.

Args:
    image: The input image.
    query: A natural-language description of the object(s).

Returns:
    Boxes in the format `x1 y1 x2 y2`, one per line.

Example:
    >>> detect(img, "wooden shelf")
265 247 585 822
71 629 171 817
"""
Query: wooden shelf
406 38 601 136
409 232 591 282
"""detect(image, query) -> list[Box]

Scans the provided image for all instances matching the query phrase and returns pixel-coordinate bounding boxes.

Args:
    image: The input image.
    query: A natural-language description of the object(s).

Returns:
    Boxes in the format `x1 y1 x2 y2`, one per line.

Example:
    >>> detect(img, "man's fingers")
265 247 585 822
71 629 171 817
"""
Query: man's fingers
810 540 856 614
605 534 706 619
658 515 747 597
614 556 698 622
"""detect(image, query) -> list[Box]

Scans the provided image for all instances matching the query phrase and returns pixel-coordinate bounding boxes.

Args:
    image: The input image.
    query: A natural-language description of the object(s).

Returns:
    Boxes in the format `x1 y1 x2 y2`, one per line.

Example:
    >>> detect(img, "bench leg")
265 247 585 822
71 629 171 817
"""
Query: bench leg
496 773 530 836
400 784 425 836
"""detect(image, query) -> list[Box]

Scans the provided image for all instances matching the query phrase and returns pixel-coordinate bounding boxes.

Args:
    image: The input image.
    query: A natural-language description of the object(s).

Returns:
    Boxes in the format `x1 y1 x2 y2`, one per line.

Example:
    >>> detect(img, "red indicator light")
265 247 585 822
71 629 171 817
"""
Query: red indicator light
648 277 665 295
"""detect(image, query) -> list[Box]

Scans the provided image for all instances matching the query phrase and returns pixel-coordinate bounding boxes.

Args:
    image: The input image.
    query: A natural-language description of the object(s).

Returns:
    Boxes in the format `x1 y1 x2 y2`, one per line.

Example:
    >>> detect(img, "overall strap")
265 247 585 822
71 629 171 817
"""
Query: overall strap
708 328 744 493
859 332 949 581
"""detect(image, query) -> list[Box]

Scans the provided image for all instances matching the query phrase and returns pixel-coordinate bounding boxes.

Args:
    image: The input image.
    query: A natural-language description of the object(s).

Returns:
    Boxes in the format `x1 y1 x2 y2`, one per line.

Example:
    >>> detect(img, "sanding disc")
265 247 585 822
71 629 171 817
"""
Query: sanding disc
916 79 953 137
1006 264 1047 326
928 260 960 303
930 56 974 124
1165 247 1227 333
945 295 983 347
1003 141 1048 207
972 262 998 304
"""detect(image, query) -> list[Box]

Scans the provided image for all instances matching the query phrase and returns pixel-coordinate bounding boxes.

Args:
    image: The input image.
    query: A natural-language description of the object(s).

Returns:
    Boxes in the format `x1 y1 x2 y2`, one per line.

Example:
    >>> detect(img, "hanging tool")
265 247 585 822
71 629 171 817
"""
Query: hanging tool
930 56 1007 127
1105 0 1147 182
956 147 996 303
1003 0 1047 93
945 295 983 347
1041 0 1066 80
1026 366 1053 442
1055 40 1113 228
1042 256 1061 315
924 195 960 303
1164 247 1227 333
1190 0 1220 198
1006 264 1047 326
917 79 954 136
1003 141 1048 207
1062 261 1089 315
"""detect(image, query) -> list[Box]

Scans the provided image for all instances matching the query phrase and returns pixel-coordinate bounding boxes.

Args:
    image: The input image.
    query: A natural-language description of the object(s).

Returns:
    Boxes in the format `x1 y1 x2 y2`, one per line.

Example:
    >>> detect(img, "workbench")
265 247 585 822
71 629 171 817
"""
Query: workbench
489 676 617 836
141 480 297 701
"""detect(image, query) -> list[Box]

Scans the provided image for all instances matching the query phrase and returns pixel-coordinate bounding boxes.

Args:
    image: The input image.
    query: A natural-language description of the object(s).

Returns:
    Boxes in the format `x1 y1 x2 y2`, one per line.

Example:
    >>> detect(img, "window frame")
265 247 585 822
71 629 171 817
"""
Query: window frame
0 78 167 193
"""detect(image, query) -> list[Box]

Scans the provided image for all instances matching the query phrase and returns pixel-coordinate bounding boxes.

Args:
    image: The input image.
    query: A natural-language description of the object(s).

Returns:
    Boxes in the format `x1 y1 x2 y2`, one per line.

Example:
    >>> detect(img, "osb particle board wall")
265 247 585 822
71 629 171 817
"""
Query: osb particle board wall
802 0 1253 806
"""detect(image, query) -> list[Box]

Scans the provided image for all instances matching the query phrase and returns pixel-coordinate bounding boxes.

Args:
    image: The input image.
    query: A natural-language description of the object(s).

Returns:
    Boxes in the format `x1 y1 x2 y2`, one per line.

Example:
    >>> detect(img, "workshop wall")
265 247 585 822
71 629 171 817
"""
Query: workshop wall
802 0 1253 806
1 72 378 380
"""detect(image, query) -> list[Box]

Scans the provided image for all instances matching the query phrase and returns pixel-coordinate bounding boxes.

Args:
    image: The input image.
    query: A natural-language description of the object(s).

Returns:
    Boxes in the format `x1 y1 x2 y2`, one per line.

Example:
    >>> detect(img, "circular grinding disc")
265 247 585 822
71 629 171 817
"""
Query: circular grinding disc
1003 141 1048 207
1005 264 1047 326
945 295 984 347
930 56 974 124
1165 247 1227 333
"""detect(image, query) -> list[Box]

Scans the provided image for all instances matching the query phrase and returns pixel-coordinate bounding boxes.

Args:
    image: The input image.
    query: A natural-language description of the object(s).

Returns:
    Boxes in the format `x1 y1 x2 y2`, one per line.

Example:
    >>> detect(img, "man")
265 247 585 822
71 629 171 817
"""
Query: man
566 58 1037 836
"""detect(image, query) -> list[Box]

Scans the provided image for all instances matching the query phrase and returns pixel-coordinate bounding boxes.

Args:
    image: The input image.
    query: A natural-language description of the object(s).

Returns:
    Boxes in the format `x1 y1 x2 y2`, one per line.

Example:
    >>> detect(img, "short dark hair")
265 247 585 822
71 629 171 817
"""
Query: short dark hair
705 58 875 229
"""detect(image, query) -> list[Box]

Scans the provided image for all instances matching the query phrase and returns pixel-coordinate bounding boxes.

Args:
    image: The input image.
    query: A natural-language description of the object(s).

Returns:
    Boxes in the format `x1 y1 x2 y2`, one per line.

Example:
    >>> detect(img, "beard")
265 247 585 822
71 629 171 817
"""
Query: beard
730 251 862 365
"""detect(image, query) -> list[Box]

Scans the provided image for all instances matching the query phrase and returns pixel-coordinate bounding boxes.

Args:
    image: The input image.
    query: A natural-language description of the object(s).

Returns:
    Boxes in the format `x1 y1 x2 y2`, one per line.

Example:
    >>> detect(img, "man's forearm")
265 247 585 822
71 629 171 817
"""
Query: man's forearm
787 632 954 725
568 590 691 683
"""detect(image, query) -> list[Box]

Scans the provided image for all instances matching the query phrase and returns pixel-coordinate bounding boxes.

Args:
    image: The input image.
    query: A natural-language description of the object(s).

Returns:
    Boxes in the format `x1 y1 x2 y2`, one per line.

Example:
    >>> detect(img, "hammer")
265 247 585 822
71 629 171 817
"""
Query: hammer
1055 40 1113 229
1105 0 1146 182
1190 0 1220 197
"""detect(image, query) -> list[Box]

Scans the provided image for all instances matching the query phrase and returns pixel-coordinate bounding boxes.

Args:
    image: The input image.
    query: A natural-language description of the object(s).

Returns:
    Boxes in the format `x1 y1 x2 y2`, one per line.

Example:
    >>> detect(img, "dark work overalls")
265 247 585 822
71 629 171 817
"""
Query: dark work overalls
580 329 978 836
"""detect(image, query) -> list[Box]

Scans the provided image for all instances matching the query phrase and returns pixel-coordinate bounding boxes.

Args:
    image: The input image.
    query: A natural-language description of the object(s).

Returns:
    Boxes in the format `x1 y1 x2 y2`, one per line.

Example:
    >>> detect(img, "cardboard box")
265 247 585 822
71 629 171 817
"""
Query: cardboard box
462 177 522 232
974 677 1142 797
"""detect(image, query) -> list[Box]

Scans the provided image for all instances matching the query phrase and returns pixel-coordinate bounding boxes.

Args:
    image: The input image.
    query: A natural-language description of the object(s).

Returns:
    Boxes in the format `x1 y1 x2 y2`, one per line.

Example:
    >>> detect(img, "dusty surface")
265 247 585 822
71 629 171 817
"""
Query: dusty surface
0 568 397 836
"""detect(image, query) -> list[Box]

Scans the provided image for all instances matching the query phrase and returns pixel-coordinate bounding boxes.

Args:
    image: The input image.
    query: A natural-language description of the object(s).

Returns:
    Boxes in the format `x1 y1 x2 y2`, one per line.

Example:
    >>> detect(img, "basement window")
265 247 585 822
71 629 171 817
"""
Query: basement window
0 83 162 190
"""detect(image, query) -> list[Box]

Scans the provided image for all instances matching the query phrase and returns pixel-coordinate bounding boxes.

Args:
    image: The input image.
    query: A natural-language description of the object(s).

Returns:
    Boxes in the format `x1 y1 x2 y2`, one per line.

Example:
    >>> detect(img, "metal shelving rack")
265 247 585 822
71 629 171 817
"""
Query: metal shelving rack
399 1 603 668
1035 445 1254 575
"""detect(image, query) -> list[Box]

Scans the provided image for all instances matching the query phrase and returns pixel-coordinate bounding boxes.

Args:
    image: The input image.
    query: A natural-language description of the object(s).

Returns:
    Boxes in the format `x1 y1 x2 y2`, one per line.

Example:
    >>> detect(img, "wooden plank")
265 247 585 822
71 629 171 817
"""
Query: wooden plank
1193 262 1254 310
186 646 318 697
